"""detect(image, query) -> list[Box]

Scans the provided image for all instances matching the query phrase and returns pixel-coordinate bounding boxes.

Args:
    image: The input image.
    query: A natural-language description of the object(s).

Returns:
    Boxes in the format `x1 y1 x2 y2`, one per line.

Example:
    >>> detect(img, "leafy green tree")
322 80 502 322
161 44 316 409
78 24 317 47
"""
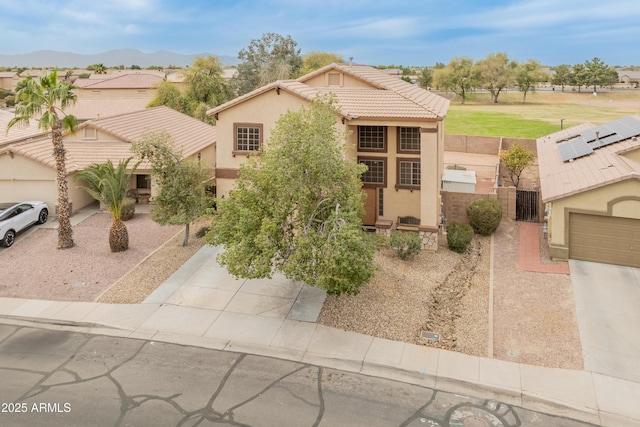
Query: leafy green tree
147 56 231 125
131 131 213 246
499 143 534 188
476 52 517 104
605 66 619 89
74 158 139 252
147 80 186 112
433 57 478 104
232 33 303 95
299 51 345 76
551 64 572 91
515 59 547 103
206 96 375 295
417 67 433 89
7 70 78 249
183 55 232 113
570 63 588 92
584 57 612 93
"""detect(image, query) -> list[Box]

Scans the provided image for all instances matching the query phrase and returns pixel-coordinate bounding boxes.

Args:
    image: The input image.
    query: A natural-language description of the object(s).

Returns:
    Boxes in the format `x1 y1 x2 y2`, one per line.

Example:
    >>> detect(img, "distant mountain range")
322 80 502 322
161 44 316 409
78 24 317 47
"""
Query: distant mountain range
0 49 240 68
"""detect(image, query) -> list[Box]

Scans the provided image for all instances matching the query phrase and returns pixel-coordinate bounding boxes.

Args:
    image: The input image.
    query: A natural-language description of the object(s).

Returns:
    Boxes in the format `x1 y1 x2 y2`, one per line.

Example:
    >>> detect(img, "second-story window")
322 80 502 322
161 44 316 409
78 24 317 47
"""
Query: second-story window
358 126 387 152
398 127 421 152
234 123 263 152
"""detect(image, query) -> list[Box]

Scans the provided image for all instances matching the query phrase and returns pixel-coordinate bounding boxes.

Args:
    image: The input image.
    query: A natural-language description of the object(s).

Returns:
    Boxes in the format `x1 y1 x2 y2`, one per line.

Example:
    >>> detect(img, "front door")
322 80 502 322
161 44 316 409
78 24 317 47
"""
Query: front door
362 187 377 225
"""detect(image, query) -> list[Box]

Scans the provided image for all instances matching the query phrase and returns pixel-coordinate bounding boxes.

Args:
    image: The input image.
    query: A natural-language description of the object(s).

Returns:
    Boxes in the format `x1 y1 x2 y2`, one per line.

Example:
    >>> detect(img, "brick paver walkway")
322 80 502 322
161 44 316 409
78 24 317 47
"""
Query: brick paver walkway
518 222 570 274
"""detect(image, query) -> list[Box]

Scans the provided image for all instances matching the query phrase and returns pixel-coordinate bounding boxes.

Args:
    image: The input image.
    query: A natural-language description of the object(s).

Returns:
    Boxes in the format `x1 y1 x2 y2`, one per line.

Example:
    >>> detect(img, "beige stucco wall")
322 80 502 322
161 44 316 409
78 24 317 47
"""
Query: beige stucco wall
63 128 127 143
75 88 157 100
304 72 373 89
547 178 640 257
0 153 97 213
0 76 19 91
215 89 310 183
621 147 640 164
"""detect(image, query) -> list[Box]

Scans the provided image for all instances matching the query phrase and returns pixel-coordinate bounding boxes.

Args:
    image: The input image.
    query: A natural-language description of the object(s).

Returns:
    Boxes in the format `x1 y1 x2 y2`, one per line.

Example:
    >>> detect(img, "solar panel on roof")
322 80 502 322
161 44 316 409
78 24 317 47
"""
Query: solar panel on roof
556 116 640 161
558 138 594 162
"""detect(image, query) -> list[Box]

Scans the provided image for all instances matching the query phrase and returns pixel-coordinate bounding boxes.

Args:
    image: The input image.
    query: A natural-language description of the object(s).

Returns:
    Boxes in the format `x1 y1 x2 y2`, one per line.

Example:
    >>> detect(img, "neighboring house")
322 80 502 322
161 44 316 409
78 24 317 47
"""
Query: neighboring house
0 110 44 150
617 69 640 86
0 106 217 212
68 73 164 121
0 71 20 91
207 63 450 249
537 116 640 267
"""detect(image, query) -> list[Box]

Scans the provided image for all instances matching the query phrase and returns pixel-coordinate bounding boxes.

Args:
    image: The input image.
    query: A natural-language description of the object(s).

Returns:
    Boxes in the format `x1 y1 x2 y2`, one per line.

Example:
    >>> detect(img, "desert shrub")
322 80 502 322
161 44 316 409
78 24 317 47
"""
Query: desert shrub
195 225 210 238
120 197 136 221
389 230 422 260
466 198 502 236
366 231 389 250
4 95 15 107
447 222 474 253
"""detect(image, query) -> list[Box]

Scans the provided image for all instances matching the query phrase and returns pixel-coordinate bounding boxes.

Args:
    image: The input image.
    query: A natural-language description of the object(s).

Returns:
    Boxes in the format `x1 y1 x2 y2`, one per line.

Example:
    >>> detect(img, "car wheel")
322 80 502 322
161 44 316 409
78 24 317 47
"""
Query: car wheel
38 209 48 224
2 230 15 248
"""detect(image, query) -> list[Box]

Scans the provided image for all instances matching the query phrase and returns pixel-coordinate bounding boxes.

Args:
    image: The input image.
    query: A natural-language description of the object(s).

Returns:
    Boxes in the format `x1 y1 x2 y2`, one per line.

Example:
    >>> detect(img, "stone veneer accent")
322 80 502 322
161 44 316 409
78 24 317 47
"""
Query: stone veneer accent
375 219 394 238
420 230 438 251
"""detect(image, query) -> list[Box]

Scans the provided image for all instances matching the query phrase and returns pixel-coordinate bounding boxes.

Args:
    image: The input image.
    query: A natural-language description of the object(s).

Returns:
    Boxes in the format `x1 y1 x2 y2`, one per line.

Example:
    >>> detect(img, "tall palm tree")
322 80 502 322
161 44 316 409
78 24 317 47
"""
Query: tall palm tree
73 158 139 252
7 70 78 249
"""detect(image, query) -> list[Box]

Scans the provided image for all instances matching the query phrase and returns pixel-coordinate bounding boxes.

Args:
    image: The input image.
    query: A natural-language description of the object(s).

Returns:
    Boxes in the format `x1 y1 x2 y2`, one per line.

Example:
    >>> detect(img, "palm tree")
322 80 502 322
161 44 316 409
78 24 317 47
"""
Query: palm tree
91 63 107 74
7 70 78 249
73 158 139 252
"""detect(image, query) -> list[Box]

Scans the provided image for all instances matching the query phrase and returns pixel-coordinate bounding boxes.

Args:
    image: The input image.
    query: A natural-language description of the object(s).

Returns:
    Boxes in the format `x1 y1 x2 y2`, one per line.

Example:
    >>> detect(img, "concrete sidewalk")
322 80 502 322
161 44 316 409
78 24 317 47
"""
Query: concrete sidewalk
0 244 639 426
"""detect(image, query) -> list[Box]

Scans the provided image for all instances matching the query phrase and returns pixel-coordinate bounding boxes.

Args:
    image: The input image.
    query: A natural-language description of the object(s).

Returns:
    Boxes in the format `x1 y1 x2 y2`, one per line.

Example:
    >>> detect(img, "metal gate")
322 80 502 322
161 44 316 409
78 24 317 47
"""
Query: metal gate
516 190 540 222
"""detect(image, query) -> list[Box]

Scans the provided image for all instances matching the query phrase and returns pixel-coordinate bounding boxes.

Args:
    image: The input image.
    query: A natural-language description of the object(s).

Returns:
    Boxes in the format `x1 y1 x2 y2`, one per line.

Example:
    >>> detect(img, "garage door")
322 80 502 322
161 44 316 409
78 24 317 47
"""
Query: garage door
569 213 640 267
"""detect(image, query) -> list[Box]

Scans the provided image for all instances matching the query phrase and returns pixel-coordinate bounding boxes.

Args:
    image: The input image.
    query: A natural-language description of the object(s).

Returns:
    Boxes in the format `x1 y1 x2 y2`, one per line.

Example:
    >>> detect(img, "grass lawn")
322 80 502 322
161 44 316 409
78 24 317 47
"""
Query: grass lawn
444 89 640 138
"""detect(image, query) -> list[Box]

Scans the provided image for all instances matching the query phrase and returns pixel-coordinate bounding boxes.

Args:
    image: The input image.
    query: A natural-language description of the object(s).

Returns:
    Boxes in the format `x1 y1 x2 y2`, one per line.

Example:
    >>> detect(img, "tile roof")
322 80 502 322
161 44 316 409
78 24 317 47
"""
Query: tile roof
3 106 216 173
537 117 640 202
74 73 163 89
0 71 19 78
63 97 152 120
207 64 449 120
0 110 45 148
301 63 450 118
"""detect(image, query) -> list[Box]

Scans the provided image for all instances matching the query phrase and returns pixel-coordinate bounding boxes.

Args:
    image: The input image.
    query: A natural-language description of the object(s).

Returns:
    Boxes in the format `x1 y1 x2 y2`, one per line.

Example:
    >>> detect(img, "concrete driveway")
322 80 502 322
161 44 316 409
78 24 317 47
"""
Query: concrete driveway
570 260 640 382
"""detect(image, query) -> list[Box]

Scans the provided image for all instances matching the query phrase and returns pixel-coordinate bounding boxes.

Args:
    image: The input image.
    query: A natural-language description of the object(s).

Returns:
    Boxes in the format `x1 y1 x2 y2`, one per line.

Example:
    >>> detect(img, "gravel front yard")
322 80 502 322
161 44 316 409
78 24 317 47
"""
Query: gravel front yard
318 234 491 358
0 209 583 370
0 213 182 302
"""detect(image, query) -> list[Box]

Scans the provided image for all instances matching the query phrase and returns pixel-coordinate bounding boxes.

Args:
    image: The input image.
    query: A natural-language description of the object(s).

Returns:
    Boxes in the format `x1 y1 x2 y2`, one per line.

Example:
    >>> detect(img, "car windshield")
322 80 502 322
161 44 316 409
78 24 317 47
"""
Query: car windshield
0 203 18 221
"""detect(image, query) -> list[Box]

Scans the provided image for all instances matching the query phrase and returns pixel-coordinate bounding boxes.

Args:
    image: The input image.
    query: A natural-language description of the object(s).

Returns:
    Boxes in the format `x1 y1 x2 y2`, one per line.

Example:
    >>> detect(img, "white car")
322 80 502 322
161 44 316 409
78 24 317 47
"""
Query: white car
0 201 49 248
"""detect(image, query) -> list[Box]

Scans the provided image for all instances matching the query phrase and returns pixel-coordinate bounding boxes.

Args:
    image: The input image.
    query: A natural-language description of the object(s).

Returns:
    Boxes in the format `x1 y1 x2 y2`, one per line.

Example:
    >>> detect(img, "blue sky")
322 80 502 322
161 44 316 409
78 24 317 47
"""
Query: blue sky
1 0 639 66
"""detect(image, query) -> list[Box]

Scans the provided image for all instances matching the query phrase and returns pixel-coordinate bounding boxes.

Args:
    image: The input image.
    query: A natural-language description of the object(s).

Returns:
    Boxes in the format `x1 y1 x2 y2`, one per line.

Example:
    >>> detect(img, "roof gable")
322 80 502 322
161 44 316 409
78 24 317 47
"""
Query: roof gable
208 64 449 120
76 106 216 158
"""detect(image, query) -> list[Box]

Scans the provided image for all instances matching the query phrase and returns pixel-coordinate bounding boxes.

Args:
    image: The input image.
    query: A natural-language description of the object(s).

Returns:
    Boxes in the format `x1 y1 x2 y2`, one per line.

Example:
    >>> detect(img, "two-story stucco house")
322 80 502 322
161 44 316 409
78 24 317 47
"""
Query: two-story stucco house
207 63 449 249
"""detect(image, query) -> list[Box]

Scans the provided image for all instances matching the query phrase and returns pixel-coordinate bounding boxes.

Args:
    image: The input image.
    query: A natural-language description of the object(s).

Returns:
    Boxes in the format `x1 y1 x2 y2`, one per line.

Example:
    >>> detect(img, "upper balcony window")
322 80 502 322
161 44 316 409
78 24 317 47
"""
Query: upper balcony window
398 127 421 152
358 126 387 152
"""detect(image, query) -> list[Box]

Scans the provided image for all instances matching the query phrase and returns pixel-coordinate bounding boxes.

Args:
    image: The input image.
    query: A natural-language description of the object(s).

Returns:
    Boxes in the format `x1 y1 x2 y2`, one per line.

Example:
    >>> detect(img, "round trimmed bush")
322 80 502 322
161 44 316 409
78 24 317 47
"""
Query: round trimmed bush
447 222 474 253
466 198 502 236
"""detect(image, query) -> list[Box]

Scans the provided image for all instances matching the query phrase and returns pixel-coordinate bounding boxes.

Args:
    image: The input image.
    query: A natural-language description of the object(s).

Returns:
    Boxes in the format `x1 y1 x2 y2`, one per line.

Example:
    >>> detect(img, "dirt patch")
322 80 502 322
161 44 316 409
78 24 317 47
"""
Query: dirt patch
492 219 583 369
0 213 182 302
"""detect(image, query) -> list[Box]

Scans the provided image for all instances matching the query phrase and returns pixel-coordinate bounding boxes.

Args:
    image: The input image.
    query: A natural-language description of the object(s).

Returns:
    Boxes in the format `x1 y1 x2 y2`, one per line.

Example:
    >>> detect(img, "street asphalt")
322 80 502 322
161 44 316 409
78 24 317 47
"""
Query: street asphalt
0 324 598 427
1 209 639 425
